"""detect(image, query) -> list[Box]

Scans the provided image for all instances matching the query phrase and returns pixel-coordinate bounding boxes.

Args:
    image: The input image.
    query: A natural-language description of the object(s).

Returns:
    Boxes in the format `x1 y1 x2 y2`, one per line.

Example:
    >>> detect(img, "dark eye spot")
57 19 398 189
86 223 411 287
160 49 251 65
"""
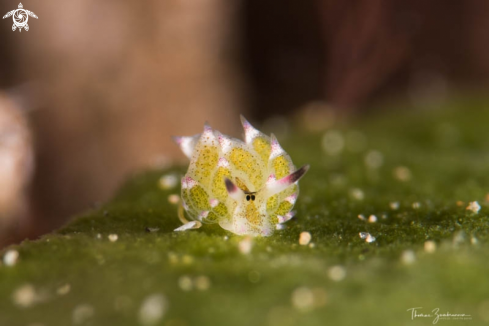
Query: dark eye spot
251 195 256 201
246 195 250 201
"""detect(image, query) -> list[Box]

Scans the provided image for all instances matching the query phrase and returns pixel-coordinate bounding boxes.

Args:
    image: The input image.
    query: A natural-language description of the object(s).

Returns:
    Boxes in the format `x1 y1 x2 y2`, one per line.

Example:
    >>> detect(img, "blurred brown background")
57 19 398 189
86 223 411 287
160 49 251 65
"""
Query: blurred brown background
1 0 489 247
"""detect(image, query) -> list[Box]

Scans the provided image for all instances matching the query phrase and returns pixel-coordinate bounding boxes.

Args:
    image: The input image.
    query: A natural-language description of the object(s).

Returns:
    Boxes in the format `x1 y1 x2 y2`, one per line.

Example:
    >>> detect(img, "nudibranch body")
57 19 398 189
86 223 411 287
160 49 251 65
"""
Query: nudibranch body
173 116 309 236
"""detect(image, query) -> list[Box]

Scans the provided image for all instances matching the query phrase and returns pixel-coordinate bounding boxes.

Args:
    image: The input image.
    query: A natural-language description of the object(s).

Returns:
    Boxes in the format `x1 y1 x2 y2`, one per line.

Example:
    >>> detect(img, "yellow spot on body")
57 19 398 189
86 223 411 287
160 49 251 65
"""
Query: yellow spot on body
275 200 293 217
245 202 260 225
272 155 291 179
211 167 231 202
229 147 263 189
193 146 219 187
253 137 271 164
212 202 228 219
189 185 210 211
266 195 278 213
205 212 219 223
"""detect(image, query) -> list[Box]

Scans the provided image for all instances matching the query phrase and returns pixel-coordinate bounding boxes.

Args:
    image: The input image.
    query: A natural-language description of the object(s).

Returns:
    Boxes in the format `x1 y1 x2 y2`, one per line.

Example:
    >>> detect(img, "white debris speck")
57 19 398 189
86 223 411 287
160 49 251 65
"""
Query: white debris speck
412 202 421 209
72 304 94 325
401 250 416 265
57 284 71 296
3 249 19 266
167 194 180 204
366 234 376 243
178 276 193 291
108 234 118 242
364 150 384 169
96 234 102 239
223 236 229 241
471 236 478 245
389 202 400 210
291 287 315 311
238 237 253 254
328 265 346 282
194 276 211 291
174 221 202 231
357 214 366 221
275 223 286 230
159 174 178 190
424 241 436 253
466 201 481 214
393 166 412 182
299 232 312 246
452 231 466 247
368 215 377 223
12 284 36 308
308 243 315 248
321 130 344 156
350 188 364 201
138 294 167 326
359 232 376 243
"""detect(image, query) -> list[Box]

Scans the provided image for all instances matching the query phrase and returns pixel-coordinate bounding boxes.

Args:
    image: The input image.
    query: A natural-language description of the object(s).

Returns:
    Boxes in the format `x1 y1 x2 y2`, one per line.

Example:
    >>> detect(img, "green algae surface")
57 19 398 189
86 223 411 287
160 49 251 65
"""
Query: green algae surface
1 98 489 326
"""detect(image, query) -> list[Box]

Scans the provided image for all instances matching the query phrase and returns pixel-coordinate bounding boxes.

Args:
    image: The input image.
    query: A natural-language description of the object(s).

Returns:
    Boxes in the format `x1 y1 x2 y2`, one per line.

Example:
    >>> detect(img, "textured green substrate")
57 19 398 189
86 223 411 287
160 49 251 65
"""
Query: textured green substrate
1 97 489 325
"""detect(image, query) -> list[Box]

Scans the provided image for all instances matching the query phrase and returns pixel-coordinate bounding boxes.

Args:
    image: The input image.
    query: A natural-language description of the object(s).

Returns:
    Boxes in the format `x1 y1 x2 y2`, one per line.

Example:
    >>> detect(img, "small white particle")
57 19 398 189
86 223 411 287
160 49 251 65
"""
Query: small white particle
308 243 315 248
452 231 465 247
466 201 481 214
108 234 118 242
401 250 416 265
3 249 19 267
72 304 94 325
159 174 178 190
366 234 376 243
178 276 193 291
174 221 202 231
393 166 412 182
138 294 167 326
238 237 253 254
299 232 312 246
275 223 286 230
291 287 315 311
364 150 384 169
357 214 366 221
223 236 229 241
12 284 36 308
350 188 364 201
389 202 400 210
194 276 211 291
167 194 180 204
321 130 344 156
56 284 71 296
96 234 102 239
359 232 376 243
368 215 377 223
328 265 346 282
412 202 421 209
424 241 436 253
471 236 478 245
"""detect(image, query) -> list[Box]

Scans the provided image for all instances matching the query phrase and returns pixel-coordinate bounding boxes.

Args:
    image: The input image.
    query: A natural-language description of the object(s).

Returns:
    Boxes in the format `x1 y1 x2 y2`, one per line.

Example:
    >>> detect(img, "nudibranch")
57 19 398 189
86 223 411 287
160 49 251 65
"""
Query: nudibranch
173 116 309 236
